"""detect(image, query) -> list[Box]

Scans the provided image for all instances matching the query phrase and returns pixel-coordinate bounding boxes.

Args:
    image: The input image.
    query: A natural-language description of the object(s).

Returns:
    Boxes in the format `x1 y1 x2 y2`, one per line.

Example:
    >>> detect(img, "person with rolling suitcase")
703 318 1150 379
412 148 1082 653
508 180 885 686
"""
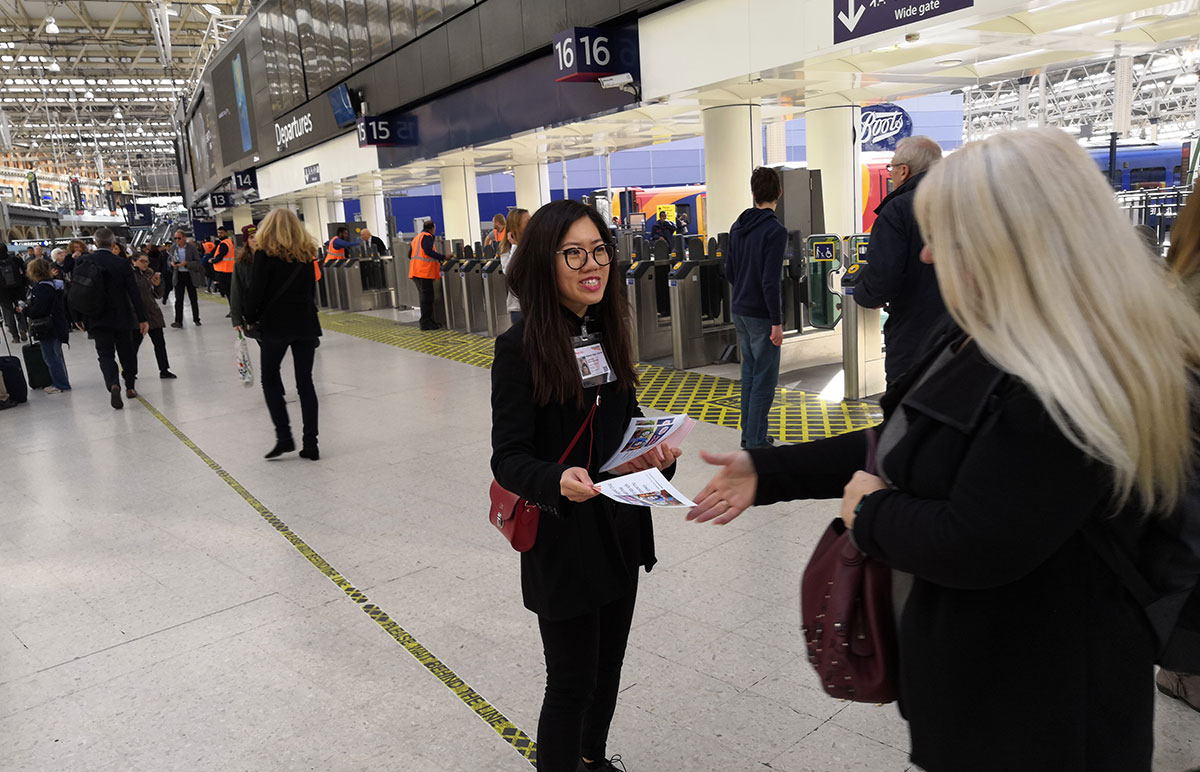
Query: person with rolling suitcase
21 257 71 394
0 333 27 406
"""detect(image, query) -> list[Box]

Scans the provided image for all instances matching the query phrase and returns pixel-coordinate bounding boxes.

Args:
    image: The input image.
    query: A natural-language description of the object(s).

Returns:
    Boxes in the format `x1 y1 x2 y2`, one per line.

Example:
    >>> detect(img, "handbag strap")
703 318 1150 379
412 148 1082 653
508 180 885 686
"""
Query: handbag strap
557 395 600 466
864 427 879 476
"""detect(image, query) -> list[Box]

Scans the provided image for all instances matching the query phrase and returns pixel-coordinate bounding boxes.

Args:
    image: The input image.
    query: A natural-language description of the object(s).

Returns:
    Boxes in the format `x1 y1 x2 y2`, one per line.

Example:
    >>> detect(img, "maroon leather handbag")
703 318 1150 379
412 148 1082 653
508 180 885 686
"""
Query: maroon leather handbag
489 400 598 552
800 428 899 704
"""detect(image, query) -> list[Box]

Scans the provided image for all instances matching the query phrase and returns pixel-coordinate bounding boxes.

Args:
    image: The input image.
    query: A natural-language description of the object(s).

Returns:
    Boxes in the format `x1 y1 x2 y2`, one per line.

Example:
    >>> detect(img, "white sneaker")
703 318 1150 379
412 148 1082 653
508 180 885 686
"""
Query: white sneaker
44 386 62 394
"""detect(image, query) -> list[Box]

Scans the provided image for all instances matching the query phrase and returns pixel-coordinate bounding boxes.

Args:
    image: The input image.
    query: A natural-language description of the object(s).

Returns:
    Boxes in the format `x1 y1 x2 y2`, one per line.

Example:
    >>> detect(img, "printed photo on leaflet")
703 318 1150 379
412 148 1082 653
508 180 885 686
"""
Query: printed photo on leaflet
594 468 697 508
599 415 697 473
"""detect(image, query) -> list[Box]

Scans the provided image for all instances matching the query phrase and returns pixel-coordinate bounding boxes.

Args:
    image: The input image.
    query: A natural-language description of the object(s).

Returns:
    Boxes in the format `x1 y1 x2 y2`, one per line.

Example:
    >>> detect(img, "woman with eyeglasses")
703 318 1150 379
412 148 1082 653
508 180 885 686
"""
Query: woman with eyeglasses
491 200 682 772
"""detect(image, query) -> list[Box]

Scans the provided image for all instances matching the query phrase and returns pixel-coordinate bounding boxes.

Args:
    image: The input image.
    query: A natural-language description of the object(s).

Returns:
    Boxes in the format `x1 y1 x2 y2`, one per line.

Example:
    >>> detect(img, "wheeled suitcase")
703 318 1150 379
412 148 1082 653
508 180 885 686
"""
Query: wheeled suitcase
0 335 27 403
22 343 51 389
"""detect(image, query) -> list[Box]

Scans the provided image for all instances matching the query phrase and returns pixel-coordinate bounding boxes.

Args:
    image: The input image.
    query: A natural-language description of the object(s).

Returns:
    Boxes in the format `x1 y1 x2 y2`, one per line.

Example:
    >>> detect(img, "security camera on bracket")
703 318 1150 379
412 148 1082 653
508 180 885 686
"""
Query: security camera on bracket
598 72 638 98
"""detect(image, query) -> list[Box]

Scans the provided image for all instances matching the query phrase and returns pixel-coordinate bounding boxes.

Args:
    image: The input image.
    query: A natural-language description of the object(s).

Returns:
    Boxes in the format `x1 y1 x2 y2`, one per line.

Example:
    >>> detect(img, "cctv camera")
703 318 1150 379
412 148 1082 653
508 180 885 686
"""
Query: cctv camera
599 73 634 89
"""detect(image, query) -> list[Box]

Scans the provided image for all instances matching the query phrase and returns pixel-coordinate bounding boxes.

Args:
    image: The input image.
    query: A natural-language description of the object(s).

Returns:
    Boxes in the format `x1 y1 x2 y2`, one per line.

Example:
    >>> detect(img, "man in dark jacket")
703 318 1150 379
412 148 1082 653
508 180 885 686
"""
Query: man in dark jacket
853 135 948 386
724 167 788 449
0 242 28 343
75 227 148 409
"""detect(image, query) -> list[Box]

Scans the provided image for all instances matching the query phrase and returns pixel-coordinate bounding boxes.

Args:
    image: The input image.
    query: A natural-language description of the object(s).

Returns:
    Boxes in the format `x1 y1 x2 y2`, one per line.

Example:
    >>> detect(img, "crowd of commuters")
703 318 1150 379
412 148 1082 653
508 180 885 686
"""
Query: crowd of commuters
1 125 1196 771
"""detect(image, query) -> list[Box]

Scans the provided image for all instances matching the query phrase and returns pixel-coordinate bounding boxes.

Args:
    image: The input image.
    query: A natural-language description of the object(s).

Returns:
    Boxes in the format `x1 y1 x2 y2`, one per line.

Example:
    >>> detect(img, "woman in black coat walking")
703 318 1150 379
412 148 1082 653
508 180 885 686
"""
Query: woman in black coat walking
491 200 682 772
689 129 1200 772
243 208 322 461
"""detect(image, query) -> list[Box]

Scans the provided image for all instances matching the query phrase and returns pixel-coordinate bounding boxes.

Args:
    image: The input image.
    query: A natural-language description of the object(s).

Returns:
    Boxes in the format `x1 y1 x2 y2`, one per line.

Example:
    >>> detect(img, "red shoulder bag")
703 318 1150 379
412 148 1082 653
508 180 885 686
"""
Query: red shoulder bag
489 399 598 552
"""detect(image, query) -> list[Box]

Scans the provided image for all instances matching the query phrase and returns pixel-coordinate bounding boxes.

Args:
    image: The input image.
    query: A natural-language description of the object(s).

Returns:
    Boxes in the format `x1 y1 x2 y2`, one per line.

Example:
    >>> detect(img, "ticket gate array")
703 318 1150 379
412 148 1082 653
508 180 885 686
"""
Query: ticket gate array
315 243 396 312
624 235 673 361
666 236 738 369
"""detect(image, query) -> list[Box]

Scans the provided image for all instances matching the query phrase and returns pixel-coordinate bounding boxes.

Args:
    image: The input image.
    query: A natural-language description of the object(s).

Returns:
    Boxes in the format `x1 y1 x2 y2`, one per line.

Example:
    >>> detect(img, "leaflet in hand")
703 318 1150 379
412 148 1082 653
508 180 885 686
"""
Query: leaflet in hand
594 468 696 509
599 414 697 473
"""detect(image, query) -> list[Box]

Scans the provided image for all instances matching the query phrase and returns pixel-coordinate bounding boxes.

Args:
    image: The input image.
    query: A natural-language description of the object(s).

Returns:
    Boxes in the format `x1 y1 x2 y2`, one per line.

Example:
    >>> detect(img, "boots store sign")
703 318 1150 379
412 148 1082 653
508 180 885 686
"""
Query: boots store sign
834 0 973 44
860 104 913 152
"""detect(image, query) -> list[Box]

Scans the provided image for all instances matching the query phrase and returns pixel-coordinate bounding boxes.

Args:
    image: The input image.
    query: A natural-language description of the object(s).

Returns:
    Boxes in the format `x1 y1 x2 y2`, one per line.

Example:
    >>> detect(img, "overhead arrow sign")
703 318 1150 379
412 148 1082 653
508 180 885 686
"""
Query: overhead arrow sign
833 0 974 44
837 0 866 32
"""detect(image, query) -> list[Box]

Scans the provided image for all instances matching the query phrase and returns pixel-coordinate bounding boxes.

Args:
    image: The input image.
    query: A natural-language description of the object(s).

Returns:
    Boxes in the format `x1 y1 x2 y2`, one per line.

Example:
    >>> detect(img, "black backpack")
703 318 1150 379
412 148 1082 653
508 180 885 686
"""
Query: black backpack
68 257 107 318
0 257 19 289
1086 479 1200 675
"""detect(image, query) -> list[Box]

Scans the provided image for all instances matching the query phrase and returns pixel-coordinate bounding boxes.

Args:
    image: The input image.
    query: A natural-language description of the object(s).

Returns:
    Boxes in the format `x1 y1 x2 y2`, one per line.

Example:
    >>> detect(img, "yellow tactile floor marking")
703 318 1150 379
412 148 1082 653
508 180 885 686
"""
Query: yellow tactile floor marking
203 295 881 441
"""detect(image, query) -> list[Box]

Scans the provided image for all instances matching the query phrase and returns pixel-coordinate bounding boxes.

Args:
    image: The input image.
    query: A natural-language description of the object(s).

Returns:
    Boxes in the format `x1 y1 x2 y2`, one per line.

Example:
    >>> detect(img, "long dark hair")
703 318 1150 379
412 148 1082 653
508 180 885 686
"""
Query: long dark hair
507 200 637 407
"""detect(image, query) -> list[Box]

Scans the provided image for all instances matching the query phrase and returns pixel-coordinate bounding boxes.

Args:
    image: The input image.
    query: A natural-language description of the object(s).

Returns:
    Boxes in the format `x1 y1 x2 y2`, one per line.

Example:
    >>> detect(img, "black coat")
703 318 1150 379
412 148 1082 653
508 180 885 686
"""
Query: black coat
24 281 70 343
853 172 948 384
491 313 665 620
243 250 321 342
0 251 26 301
76 249 147 332
748 324 1155 772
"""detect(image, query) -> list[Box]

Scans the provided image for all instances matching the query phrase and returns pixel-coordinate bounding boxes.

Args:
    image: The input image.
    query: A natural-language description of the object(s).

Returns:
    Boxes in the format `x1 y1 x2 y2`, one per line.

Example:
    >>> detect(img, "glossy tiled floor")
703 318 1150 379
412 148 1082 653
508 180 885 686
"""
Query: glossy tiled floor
1 309 1197 772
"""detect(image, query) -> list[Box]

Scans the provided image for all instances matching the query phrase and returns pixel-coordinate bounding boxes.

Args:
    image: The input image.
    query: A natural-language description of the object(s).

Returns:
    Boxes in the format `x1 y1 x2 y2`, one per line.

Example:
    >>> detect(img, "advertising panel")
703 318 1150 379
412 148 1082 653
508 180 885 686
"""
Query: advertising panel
213 40 258 163
187 92 218 190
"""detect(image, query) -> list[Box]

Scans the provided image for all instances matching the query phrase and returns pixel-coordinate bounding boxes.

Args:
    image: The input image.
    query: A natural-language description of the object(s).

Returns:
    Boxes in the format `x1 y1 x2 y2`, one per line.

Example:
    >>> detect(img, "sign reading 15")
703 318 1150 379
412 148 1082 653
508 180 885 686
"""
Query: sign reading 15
356 115 419 147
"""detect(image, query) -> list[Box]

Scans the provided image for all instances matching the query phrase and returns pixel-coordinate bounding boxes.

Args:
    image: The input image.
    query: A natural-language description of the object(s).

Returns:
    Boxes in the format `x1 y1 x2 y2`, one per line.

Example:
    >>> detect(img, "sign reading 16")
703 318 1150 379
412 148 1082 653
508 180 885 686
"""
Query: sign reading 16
554 33 611 72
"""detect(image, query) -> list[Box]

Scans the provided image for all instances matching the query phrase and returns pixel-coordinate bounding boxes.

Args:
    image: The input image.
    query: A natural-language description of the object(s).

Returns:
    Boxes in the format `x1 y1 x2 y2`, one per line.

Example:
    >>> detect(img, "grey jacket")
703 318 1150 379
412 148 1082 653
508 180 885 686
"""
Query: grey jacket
170 241 204 284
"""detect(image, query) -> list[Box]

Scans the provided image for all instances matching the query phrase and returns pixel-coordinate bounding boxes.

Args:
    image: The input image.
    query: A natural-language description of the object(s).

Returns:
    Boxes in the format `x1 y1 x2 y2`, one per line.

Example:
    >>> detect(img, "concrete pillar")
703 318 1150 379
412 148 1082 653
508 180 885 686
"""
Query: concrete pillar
702 103 763 238
231 205 254 234
439 164 481 245
300 195 331 245
361 190 388 238
513 162 551 212
327 195 346 224
807 103 883 398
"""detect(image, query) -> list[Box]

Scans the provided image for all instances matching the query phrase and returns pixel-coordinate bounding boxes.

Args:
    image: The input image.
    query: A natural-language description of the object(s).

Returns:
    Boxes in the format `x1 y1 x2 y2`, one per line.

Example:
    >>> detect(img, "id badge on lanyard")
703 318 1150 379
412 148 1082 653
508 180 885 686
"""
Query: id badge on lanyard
572 324 616 390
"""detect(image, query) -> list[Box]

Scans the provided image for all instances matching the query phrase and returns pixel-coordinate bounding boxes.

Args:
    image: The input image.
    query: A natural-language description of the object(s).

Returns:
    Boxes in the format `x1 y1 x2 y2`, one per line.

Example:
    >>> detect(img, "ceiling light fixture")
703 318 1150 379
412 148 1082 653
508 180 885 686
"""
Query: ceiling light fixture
47 59 60 72
44 16 59 34
84 89 94 98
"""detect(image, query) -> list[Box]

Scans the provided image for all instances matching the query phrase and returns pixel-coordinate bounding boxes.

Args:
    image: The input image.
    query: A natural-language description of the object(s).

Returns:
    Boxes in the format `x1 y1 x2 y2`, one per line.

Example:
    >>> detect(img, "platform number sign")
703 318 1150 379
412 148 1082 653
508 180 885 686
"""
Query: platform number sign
234 168 257 191
210 192 231 209
356 115 419 147
552 27 639 83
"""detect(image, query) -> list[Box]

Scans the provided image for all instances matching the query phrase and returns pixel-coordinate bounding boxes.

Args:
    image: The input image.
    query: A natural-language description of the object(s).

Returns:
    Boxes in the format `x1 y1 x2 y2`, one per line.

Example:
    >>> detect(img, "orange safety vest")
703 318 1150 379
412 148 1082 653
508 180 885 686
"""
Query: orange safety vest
492 227 506 246
313 258 322 282
202 241 215 255
408 234 440 280
325 238 346 260
213 237 236 273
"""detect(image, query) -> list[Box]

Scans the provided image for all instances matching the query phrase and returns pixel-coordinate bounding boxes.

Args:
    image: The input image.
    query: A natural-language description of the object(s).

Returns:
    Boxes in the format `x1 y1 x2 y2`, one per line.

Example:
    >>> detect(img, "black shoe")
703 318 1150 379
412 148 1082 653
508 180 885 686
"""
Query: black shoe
264 438 295 459
160 371 177 379
170 322 182 328
110 385 123 410
0 399 16 410
578 756 627 772
126 388 138 399
194 320 202 326
299 444 319 461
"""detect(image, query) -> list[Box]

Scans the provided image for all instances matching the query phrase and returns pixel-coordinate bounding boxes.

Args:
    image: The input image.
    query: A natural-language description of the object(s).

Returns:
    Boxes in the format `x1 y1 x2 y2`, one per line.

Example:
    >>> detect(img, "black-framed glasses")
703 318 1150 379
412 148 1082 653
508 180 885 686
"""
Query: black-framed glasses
558 243 614 270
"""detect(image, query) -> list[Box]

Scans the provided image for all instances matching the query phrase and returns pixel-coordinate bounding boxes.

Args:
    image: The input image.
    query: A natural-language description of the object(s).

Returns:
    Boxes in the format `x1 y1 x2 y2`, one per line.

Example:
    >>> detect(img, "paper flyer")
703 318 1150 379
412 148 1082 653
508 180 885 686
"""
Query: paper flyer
594 468 697 509
598 414 697 473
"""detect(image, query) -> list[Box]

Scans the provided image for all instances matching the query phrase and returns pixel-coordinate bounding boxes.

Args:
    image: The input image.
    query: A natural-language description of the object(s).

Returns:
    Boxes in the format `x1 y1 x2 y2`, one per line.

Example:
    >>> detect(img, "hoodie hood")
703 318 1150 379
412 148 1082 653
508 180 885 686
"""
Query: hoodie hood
731 207 778 235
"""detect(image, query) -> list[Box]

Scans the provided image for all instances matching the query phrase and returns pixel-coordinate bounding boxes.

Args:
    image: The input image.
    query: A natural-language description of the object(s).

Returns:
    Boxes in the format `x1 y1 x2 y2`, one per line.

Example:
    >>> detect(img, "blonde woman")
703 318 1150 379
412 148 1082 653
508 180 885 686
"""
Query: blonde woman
499 207 530 325
689 128 1200 772
1158 181 1200 711
243 208 322 460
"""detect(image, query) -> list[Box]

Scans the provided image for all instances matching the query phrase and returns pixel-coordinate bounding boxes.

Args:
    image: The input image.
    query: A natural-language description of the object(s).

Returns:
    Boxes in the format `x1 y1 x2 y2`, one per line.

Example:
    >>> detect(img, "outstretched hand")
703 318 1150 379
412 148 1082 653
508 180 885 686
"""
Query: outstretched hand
686 450 758 525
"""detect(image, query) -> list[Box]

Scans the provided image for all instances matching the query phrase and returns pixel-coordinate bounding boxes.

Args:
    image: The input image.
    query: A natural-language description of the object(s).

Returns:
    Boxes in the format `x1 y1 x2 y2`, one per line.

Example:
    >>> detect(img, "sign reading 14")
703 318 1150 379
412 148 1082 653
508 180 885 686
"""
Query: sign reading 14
554 33 611 72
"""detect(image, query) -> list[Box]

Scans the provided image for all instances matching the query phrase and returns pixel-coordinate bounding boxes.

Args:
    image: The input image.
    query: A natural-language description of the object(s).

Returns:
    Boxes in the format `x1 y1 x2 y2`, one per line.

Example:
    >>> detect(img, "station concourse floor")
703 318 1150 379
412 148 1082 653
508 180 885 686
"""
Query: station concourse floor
2 298 1197 772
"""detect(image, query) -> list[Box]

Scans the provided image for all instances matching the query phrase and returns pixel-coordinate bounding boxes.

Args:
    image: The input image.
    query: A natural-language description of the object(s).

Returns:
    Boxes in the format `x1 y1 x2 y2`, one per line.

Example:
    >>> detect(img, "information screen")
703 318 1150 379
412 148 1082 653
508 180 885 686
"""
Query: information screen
212 40 258 163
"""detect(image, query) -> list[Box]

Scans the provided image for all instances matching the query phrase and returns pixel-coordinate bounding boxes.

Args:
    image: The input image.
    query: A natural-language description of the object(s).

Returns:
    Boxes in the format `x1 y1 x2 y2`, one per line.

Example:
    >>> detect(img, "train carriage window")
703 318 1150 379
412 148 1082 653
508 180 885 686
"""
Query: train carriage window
1174 166 1183 186
1130 167 1167 189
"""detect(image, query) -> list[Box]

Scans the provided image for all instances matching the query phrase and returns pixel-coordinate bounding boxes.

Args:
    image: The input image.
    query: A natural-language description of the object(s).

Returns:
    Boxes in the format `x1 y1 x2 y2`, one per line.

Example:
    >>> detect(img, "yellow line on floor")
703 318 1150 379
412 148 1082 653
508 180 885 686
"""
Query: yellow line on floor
136 394 539 767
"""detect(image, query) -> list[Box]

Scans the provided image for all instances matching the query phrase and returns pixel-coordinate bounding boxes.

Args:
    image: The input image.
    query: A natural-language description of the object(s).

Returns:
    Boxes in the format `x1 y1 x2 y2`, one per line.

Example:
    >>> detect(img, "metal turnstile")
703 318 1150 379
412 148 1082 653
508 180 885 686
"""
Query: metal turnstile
781 231 809 332
322 258 352 310
805 234 843 331
392 239 419 309
459 251 489 333
317 251 335 309
439 252 466 331
667 246 738 370
624 236 673 361
481 258 511 337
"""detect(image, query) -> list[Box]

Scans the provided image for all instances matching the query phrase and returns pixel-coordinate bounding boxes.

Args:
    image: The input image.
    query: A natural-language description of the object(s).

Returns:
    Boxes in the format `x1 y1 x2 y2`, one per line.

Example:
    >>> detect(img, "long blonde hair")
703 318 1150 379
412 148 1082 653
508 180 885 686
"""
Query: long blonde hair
914 128 1200 513
255 208 316 264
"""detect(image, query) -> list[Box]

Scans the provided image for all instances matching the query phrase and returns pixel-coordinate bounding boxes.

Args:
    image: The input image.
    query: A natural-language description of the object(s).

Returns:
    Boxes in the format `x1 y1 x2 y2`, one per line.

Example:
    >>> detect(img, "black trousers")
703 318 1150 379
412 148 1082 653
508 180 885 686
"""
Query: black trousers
260 337 319 445
132 327 170 375
0 297 27 339
536 585 638 772
161 271 173 304
215 271 231 298
413 278 437 329
174 273 201 324
92 328 138 390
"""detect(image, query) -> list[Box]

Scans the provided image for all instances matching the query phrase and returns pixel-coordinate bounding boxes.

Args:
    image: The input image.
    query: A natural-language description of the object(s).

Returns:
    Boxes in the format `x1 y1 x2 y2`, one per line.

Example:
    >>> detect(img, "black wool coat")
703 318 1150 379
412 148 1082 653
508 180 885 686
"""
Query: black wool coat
748 324 1155 772
853 172 949 384
243 250 321 342
491 313 666 621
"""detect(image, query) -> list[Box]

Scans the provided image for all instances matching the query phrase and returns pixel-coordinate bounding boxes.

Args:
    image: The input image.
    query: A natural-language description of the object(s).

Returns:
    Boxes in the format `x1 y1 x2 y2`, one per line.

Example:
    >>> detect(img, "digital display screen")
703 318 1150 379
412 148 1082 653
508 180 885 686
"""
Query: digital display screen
213 40 257 164
328 84 357 128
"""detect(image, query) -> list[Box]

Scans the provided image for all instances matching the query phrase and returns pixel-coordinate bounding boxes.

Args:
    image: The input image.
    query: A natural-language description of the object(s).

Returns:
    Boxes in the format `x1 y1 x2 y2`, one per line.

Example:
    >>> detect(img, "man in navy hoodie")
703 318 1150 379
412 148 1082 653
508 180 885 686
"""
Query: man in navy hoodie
725 167 788 448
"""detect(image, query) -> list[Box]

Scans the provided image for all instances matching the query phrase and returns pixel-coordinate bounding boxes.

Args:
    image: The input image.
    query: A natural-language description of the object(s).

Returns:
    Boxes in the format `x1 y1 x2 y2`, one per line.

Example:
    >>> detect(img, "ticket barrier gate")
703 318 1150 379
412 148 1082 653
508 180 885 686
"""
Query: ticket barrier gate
322 257 352 310
667 243 737 370
317 249 334 309
339 245 396 312
780 231 809 333
839 234 884 398
439 246 467 331
624 236 673 361
481 257 510 337
458 247 489 333
391 238 419 309
805 234 843 331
